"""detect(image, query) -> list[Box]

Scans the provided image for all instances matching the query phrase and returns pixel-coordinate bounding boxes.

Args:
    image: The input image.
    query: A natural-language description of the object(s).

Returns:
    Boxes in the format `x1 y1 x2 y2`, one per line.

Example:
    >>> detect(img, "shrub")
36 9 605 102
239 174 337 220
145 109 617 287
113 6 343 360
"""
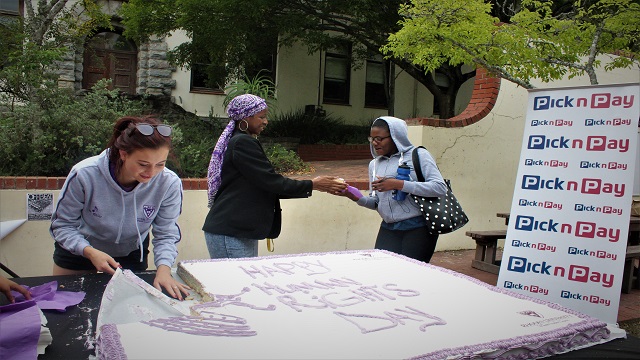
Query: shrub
264 143 310 175
262 109 369 144
155 106 309 177
0 80 148 176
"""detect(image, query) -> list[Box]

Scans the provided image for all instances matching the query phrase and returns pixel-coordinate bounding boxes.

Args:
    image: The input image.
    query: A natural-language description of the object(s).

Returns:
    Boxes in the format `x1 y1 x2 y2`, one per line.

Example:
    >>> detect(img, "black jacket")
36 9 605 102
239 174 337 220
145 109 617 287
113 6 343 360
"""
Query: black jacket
202 132 313 239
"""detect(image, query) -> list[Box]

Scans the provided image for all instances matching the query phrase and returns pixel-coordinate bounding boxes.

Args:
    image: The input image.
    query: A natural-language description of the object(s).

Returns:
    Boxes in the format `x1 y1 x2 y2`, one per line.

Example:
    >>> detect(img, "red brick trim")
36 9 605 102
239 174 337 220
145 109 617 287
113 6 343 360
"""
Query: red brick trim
0 176 211 191
406 67 500 128
297 144 371 162
0 177 370 192
181 178 208 191
0 177 67 190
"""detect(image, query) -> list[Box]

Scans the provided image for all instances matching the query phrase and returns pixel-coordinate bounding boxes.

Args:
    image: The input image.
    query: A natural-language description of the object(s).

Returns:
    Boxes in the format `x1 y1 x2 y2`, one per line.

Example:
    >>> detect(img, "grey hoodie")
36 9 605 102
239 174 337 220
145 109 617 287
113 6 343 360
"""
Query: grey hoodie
356 116 448 224
50 149 183 268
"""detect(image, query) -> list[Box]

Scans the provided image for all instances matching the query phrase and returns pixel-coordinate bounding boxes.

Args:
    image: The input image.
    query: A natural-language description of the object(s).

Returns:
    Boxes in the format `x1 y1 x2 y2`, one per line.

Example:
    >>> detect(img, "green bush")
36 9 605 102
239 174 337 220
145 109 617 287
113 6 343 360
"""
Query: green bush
262 108 369 144
264 143 310 175
164 114 222 179
0 91 349 178
0 80 148 176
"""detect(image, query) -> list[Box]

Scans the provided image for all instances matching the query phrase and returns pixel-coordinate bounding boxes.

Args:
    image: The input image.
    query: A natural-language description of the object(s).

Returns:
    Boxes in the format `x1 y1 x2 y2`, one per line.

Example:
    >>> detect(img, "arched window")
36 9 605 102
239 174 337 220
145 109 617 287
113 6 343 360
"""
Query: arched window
83 31 137 93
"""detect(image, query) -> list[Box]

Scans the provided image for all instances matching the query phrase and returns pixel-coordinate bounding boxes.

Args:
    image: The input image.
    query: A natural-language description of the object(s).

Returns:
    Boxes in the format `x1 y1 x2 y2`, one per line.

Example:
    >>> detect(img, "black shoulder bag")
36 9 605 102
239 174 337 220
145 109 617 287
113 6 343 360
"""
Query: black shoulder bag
412 146 469 235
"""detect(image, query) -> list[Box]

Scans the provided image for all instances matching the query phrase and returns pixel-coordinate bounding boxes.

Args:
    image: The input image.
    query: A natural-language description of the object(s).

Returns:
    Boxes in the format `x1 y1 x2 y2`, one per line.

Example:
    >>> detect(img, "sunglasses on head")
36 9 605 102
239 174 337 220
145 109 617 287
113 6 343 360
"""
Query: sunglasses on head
135 123 172 137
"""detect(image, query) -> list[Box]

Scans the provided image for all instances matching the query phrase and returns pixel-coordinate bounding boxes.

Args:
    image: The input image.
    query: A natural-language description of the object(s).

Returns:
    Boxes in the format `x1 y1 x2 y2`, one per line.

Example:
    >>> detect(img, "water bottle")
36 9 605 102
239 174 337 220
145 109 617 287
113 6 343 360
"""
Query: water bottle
392 162 411 201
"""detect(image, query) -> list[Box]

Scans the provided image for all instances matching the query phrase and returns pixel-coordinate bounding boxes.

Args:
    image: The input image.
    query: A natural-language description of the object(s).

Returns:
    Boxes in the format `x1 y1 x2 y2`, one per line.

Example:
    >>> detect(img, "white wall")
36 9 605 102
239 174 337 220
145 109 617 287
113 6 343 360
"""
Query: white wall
165 30 227 117
166 34 472 124
0 189 380 277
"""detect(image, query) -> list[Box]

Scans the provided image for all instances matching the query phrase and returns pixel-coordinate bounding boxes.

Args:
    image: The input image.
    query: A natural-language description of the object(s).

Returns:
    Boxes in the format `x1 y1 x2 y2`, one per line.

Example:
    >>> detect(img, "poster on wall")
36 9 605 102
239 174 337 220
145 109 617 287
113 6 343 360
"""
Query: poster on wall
497 83 639 324
27 193 54 221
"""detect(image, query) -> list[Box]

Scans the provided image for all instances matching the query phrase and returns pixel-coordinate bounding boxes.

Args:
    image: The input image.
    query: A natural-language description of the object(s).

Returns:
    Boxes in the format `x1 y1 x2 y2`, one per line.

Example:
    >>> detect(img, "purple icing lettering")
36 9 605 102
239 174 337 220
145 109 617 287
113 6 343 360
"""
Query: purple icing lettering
284 283 317 294
290 260 331 275
142 313 257 337
271 262 297 274
238 265 269 279
334 306 446 334
334 311 399 334
382 283 420 297
383 310 417 325
350 285 395 301
396 306 447 331
252 282 293 295
262 265 292 277
313 277 361 288
276 294 327 312
319 292 366 309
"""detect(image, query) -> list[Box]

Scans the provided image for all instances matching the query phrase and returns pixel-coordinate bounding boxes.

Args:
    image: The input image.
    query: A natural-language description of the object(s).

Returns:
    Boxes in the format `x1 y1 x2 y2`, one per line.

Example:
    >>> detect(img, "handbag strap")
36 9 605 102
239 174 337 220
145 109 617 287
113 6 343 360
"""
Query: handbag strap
412 146 427 182
412 146 452 193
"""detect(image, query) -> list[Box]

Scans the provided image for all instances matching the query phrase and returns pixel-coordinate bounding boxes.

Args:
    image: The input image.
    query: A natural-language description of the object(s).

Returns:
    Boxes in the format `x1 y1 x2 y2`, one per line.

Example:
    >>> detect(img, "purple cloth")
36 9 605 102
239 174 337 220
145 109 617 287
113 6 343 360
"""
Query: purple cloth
207 94 268 207
11 281 85 312
345 185 363 199
0 300 40 360
0 281 85 360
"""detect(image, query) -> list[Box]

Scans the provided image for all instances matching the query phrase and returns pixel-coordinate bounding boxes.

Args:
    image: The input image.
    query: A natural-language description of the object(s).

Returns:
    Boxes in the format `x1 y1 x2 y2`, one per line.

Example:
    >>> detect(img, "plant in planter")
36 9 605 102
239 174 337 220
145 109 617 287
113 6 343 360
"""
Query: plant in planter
223 71 276 109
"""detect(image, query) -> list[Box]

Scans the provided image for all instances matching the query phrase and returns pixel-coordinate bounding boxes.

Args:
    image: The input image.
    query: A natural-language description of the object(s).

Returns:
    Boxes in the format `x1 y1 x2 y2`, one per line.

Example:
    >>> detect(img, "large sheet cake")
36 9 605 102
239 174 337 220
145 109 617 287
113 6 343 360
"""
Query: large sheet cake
96 250 623 359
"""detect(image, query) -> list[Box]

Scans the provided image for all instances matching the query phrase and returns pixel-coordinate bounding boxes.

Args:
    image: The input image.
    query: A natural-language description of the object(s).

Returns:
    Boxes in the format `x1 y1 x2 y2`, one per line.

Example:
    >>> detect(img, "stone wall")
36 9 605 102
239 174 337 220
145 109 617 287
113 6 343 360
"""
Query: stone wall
137 36 176 96
51 34 176 96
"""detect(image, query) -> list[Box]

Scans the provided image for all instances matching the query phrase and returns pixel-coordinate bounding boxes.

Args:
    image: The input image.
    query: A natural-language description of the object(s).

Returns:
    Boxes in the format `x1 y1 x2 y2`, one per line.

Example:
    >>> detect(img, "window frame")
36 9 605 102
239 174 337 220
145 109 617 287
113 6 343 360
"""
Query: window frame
364 54 389 109
322 42 351 105
0 0 21 16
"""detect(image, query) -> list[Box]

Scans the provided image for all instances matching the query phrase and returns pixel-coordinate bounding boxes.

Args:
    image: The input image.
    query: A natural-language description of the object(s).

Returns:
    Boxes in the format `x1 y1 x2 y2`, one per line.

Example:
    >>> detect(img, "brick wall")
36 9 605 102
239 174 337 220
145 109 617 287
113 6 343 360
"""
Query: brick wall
0 176 208 191
297 144 371 161
406 67 500 128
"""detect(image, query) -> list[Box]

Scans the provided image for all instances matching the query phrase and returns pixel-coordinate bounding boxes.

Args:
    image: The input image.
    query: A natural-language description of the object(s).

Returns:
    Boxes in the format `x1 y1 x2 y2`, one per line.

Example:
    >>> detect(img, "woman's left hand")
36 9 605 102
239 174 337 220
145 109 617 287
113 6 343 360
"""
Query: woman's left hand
371 177 403 192
153 265 191 300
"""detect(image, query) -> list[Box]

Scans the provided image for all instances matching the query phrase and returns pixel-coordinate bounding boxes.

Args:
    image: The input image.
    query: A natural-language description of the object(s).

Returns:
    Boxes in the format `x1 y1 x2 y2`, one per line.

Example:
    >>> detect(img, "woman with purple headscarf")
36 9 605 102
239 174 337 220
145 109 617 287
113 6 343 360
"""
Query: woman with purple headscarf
202 94 347 258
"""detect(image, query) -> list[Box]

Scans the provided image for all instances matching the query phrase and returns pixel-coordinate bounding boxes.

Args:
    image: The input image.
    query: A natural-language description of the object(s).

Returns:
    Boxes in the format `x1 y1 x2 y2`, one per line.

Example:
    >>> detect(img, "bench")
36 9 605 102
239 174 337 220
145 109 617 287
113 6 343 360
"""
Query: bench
622 245 640 294
465 230 507 275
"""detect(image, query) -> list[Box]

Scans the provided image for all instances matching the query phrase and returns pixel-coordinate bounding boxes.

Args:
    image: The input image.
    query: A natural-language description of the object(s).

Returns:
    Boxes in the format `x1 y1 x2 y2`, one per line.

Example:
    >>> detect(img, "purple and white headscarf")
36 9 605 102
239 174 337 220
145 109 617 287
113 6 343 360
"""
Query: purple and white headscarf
207 94 268 207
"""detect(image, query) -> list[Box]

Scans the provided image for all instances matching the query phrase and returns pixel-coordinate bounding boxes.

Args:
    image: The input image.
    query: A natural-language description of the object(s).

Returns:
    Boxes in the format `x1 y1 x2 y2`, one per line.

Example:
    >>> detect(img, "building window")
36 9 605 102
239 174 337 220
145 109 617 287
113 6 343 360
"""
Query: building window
190 63 226 92
0 0 20 15
323 42 351 105
190 35 277 93
245 36 278 85
365 54 388 108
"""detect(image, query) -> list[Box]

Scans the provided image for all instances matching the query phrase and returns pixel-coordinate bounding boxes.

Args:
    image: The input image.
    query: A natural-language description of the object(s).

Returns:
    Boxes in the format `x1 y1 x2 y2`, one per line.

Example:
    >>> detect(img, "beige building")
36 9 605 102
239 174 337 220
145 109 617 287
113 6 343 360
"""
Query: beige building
1 1 638 277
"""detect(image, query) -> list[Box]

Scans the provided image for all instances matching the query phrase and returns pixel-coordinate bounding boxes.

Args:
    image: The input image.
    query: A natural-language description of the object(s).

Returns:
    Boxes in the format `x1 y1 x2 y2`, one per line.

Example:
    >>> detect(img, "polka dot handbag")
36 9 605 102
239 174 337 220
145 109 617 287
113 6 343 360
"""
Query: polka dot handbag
411 147 469 235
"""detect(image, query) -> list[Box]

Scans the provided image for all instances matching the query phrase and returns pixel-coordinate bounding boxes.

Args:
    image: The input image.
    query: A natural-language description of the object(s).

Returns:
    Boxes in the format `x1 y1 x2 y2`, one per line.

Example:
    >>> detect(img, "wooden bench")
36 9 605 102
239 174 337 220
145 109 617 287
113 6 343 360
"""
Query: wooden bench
622 245 640 294
465 230 507 274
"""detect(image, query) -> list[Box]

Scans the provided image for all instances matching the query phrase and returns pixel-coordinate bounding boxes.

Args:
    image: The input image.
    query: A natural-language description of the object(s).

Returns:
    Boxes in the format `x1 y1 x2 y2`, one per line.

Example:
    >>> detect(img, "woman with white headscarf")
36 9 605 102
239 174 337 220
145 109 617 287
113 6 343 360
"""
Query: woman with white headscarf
203 94 346 258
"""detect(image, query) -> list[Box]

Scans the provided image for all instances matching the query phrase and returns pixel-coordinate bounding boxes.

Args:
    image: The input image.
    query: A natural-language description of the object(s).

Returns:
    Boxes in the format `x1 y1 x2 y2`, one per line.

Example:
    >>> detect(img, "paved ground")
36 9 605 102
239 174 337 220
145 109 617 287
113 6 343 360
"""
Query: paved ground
294 160 640 324
289 159 370 188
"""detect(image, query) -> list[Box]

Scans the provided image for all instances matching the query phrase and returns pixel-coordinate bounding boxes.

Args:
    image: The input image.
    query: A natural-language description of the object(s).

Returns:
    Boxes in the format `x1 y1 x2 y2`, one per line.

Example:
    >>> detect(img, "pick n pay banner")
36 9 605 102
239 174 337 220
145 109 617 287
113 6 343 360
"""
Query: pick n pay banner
498 83 639 324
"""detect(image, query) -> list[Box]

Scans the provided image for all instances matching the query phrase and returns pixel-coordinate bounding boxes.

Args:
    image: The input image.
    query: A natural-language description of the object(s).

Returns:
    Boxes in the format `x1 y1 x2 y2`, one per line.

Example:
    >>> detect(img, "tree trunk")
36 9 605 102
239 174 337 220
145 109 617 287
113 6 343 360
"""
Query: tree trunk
387 61 395 116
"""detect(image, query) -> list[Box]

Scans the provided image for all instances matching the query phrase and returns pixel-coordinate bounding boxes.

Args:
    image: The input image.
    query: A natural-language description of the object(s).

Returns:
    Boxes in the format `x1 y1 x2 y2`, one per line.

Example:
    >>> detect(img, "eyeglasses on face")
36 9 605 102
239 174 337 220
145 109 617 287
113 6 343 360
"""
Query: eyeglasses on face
136 123 172 137
368 135 391 143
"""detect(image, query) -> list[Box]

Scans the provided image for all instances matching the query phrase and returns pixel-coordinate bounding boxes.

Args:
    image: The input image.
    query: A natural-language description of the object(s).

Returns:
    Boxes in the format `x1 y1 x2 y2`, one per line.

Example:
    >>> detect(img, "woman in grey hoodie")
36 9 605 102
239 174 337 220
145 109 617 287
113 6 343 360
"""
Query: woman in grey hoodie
50 116 189 300
342 116 448 262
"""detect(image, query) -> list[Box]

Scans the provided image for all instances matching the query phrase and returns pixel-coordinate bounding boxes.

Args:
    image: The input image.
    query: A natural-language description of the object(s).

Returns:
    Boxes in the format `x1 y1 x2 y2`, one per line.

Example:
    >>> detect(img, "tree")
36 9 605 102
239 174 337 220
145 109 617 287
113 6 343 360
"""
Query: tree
119 0 476 118
0 0 110 106
384 0 640 89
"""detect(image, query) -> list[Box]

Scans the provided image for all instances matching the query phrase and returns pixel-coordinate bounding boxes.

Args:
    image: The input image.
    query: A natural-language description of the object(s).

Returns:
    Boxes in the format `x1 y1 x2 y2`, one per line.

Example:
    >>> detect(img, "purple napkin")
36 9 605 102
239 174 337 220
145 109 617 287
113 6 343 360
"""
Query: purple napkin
0 300 40 360
345 185 363 199
0 281 86 359
11 281 85 312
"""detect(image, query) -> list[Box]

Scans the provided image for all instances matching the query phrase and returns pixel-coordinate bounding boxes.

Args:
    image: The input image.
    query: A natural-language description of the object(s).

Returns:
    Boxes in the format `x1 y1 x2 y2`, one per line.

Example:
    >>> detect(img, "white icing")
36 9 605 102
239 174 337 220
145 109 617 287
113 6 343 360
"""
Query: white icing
98 250 620 359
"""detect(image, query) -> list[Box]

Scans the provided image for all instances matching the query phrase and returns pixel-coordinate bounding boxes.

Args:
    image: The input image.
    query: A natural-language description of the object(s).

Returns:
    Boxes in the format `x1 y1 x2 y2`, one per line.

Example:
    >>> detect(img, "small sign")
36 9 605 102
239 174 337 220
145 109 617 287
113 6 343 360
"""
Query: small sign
27 193 54 221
